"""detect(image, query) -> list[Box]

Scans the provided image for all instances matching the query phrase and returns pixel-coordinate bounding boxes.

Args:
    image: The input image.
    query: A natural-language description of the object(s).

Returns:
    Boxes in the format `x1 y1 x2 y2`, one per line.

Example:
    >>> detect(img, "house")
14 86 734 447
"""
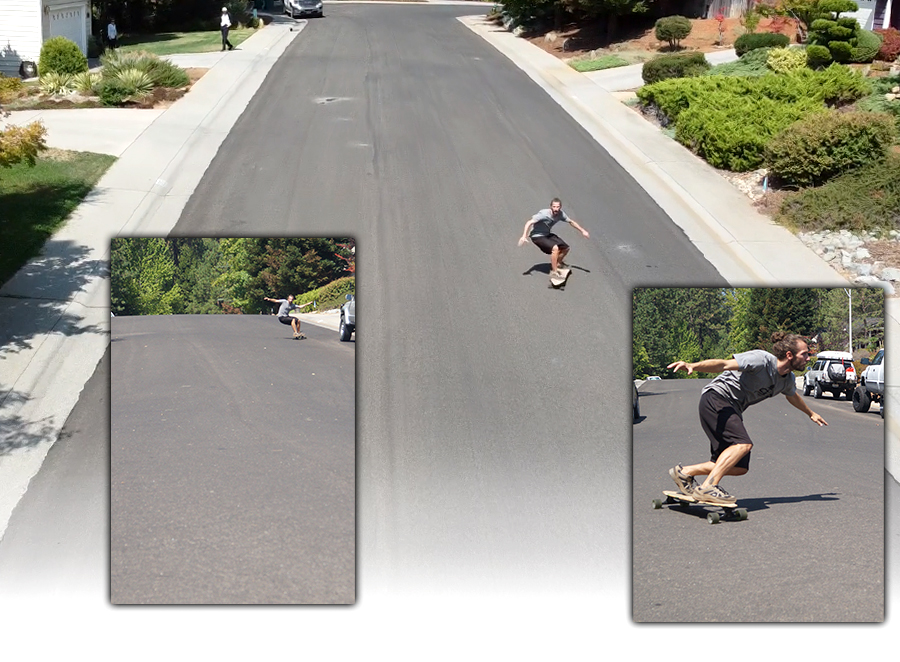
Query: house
0 0 90 78
703 0 900 30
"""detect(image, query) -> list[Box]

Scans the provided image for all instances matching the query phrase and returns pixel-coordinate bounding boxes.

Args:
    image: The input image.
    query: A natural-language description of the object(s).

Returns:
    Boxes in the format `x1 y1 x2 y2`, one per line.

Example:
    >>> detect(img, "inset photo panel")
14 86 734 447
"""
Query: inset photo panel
632 287 884 623
110 238 356 604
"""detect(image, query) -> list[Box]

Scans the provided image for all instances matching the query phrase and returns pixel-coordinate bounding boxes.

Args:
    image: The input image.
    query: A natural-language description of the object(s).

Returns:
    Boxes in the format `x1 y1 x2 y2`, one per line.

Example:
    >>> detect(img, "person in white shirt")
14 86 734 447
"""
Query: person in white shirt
220 7 235 51
107 19 118 50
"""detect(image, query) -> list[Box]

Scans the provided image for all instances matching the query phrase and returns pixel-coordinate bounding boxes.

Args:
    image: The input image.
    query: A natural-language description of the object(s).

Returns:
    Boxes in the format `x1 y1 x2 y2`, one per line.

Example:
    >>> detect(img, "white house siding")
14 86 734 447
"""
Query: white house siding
0 0 43 78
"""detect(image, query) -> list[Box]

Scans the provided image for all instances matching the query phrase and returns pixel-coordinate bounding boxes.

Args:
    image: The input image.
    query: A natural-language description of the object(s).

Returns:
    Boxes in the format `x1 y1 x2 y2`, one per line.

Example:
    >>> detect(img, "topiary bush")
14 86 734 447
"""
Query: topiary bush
808 0 860 63
850 28 883 63
674 93 825 171
806 44 833 68
642 51 710 85
655 16 693 50
874 27 900 61
38 36 88 76
734 32 790 57
767 47 809 73
764 110 895 188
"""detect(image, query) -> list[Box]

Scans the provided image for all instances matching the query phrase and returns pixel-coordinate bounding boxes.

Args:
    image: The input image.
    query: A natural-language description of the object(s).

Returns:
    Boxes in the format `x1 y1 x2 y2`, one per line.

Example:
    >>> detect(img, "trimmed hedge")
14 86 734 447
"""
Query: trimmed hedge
642 51 710 85
294 276 355 311
765 110 895 187
38 36 88 76
674 94 825 171
734 32 790 57
850 28 884 63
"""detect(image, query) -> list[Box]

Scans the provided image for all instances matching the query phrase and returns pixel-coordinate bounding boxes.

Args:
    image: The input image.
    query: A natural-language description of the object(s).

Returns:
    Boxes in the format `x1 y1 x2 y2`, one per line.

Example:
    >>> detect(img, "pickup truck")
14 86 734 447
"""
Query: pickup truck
852 349 884 417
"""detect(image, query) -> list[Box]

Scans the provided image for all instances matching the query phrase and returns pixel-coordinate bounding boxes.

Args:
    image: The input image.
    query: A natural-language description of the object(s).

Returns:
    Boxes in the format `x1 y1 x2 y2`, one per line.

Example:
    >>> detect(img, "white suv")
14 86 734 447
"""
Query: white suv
803 350 857 400
339 293 355 342
853 349 884 416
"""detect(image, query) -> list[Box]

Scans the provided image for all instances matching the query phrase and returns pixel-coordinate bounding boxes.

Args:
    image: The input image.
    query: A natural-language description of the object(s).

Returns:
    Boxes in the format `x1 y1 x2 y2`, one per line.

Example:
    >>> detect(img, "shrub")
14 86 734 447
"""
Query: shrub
98 78 134 106
38 36 88 76
71 71 101 94
767 47 808 73
39 72 74 95
707 47 775 77
765 110 894 187
855 75 900 131
655 16 693 50
776 154 900 233
638 76 758 124
850 29 883 63
674 93 824 171
874 27 900 61
734 32 790 57
806 44 833 68
642 51 710 85
101 50 189 89
114 68 155 97
0 75 23 101
808 0 861 63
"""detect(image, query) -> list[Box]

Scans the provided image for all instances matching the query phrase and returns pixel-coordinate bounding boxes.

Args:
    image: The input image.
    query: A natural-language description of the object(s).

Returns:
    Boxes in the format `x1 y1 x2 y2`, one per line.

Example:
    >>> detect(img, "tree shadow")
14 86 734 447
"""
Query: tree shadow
0 239 108 359
0 388 59 456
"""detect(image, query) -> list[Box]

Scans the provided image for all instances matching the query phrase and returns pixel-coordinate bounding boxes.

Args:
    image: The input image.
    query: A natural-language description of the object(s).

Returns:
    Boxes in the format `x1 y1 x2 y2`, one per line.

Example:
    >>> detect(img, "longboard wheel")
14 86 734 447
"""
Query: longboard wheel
652 499 662 510
735 508 748 521
707 512 720 525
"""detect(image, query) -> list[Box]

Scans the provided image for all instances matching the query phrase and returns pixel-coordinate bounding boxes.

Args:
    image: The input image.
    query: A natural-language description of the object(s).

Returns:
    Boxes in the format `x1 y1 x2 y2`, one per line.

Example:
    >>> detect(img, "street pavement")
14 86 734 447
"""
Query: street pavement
0 1 897 653
633 379 884 622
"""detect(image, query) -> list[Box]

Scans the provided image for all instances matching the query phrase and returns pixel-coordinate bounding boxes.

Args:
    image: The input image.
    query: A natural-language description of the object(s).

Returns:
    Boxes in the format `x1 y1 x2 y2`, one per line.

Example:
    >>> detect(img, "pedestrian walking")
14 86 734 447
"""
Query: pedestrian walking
666 332 827 505
221 7 235 51
107 18 118 50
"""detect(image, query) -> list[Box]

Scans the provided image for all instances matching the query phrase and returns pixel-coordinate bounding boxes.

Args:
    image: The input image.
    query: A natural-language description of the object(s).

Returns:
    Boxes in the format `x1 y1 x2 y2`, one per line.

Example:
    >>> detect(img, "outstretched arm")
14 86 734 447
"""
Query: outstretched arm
668 357 740 375
568 218 590 239
785 392 828 426
518 220 536 246
264 297 279 303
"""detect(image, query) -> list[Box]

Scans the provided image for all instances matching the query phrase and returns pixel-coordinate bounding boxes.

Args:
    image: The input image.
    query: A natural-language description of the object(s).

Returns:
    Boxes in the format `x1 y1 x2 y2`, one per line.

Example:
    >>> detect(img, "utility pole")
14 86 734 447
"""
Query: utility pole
844 288 852 354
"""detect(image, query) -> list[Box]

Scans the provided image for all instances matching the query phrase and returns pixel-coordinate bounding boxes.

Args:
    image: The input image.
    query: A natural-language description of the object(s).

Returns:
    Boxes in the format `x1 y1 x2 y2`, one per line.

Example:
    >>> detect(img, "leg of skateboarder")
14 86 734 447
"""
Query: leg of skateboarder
666 333 827 506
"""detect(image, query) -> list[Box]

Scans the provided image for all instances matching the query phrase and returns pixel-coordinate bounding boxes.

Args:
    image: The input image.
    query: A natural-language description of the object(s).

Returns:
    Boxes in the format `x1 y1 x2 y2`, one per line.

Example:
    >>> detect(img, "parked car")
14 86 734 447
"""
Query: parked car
633 382 640 420
853 349 884 416
803 350 856 400
339 293 355 342
284 0 324 18
647 375 661 381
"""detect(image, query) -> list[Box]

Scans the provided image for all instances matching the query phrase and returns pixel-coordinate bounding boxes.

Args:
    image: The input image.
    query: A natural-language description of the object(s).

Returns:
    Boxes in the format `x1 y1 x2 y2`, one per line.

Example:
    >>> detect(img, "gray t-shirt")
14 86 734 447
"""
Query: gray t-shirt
276 299 296 317
702 349 796 415
529 208 570 237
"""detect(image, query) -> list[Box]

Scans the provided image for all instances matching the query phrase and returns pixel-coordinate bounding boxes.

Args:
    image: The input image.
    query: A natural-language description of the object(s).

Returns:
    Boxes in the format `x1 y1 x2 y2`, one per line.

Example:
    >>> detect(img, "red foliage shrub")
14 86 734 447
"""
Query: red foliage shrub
875 27 900 62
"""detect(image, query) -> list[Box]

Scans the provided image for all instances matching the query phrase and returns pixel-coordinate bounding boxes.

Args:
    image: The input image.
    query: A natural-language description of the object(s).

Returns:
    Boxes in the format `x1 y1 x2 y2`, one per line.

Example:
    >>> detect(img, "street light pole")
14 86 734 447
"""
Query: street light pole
844 288 852 354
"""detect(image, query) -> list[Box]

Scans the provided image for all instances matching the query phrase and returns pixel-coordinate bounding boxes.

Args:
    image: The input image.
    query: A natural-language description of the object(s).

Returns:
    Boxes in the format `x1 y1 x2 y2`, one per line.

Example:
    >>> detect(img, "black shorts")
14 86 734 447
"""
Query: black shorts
698 390 752 470
531 234 569 255
278 316 296 326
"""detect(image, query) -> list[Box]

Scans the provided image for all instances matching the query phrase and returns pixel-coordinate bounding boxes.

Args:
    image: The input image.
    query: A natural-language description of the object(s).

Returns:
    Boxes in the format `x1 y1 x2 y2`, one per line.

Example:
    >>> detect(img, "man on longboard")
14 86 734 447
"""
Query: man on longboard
666 332 827 506
264 294 313 339
518 198 589 279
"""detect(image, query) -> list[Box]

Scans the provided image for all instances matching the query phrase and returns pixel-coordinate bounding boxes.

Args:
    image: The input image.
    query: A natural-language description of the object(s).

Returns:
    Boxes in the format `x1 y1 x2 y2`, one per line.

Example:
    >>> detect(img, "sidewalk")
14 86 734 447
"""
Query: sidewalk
0 21 305 539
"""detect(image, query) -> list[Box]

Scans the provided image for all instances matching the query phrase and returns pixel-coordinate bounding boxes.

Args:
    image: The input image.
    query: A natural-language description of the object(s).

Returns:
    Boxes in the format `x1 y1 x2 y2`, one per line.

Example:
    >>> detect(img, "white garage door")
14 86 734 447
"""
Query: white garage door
49 4 87 54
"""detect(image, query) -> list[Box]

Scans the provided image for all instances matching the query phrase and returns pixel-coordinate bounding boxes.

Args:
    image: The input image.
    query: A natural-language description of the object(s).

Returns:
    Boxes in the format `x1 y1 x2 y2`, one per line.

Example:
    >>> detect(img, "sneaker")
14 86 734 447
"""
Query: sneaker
668 464 696 495
693 483 737 505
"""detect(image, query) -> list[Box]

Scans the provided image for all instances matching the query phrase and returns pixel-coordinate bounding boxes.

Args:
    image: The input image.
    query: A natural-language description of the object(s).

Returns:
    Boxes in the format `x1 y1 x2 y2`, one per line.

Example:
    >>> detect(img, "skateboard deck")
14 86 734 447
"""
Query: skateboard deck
549 267 571 289
653 490 748 524
293 333 307 340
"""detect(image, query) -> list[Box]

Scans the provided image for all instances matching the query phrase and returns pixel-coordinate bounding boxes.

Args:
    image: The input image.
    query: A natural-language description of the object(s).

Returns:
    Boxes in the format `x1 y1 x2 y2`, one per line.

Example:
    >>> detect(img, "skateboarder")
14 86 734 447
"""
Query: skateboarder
517 198 590 278
666 332 827 506
264 295 313 338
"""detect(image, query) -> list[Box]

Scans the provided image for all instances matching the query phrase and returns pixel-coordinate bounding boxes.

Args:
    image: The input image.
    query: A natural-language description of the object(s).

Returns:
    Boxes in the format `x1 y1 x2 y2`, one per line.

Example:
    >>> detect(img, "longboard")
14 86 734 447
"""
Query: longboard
292 333 307 340
549 267 571 289
653 490 748 524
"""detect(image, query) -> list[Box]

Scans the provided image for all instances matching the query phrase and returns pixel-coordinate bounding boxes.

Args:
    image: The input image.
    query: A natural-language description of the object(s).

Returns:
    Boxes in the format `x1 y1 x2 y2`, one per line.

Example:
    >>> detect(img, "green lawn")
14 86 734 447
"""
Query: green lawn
117 28 257 56
569 55 630 73
0 151 116 285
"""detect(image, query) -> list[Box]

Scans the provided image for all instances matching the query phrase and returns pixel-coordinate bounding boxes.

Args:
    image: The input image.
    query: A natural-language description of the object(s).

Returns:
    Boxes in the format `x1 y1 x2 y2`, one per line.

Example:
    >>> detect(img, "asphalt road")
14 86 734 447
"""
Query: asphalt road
633 379 884 622
0 349 109 600
172 4 725 593
109 315 354 604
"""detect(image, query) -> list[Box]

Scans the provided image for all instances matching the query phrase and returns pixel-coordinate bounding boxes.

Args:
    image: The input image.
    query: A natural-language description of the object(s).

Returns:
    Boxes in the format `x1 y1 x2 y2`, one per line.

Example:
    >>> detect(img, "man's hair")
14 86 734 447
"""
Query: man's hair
771 332 807 359
551 197 562 205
